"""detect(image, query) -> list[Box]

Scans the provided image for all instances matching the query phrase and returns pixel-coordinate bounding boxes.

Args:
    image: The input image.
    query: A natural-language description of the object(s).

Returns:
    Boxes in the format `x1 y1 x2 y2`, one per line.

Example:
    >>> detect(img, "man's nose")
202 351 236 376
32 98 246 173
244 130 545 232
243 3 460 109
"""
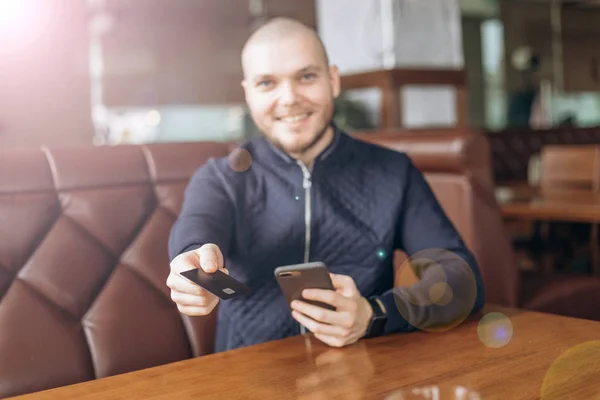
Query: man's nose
278 82 299 105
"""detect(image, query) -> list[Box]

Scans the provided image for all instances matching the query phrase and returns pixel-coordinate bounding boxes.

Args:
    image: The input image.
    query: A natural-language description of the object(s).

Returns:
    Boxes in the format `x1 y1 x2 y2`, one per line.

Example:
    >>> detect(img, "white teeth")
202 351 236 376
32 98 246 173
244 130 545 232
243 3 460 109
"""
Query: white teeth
280 114 309 123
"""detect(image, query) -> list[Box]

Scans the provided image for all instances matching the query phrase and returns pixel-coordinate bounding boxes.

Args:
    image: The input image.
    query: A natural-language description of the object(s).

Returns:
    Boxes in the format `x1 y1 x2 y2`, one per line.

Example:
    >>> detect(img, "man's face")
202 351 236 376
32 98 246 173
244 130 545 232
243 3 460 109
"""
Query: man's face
242 34 340 157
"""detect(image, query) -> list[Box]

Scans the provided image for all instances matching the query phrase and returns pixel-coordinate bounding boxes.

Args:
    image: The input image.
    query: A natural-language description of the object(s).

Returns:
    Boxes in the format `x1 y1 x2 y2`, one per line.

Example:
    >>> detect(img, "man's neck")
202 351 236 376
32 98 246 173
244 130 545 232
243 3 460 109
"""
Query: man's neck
291 126 335 167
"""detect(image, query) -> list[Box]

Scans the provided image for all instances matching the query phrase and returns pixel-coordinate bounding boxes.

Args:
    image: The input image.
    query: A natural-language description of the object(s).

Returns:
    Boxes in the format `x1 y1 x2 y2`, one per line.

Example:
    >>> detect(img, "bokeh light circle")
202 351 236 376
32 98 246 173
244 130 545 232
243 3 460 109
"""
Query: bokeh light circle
541 341 600 400
477 312 513 348
429 282 453 306
228 148 253 172
392 248 479 332
376 248 387 260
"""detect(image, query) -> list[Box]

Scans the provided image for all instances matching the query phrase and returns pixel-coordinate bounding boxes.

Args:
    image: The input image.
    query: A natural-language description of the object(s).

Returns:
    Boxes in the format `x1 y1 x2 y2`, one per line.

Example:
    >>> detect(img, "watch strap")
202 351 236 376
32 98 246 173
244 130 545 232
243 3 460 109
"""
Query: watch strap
364 296 387 338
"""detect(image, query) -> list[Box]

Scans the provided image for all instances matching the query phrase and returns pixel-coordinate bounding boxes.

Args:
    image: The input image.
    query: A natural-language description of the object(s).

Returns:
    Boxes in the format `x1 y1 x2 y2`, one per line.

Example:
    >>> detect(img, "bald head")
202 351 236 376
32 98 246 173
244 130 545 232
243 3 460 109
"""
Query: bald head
241 17 329 78
240 17 340 162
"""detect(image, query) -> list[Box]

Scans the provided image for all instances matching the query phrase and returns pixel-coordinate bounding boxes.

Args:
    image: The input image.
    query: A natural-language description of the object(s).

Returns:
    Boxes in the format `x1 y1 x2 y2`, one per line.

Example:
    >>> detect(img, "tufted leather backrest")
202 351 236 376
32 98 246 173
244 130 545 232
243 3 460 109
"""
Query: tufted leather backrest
0 143 228 398
488 126 600 183
0 132 517 398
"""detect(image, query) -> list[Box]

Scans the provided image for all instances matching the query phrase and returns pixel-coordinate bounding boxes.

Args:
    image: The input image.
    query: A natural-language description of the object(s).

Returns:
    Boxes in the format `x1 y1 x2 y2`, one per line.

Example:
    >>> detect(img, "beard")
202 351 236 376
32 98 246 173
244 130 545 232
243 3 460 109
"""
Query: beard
269 121 331 158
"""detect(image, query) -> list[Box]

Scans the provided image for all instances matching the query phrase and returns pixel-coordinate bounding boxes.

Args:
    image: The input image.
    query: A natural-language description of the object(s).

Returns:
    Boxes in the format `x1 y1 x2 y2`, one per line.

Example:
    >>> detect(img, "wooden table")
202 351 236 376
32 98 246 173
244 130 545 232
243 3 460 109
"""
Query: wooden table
9 307 600 400
497 185 600 275
497 186 600 223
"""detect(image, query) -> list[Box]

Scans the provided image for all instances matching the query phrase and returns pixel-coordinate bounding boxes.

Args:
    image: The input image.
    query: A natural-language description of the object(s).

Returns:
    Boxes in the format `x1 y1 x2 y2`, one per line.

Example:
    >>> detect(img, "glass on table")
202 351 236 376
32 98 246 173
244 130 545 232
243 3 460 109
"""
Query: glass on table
384 385 481 400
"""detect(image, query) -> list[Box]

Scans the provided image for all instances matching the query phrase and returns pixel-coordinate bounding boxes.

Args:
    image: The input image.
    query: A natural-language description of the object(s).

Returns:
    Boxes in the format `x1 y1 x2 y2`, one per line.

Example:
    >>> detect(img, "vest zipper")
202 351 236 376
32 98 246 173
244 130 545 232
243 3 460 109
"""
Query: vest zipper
298 161 312 335
299 163 312 263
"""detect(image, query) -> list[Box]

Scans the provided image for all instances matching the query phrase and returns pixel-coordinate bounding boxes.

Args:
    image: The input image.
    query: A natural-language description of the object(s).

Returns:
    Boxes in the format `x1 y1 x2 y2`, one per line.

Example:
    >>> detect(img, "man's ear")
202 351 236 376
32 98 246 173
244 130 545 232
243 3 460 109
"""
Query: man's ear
329 65 341 98
241 80 250 102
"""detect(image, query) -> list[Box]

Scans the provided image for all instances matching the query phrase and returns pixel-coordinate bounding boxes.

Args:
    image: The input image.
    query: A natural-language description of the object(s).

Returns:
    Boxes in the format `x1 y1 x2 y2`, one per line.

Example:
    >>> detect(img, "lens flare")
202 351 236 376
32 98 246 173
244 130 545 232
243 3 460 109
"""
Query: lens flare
228 148 253 172
393 248 479 332
477 312 513 348
541 341 600 400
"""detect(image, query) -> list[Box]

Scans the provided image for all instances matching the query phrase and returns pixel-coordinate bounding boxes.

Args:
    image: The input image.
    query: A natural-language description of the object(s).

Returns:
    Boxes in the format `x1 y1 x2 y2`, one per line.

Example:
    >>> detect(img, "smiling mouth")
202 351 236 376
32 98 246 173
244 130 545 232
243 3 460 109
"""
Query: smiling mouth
276 113 312 123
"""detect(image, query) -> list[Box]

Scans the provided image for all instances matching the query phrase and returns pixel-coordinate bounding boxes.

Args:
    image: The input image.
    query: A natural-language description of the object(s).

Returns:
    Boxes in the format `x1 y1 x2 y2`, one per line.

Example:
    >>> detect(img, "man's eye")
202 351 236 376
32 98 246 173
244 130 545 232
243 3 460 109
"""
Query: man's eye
301 73 317 81
257 80 273 88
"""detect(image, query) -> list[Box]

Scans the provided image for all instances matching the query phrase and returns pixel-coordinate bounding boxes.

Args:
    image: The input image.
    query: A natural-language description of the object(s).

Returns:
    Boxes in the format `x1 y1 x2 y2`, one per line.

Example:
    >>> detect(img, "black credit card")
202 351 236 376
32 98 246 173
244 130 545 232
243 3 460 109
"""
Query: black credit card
180 268 251 300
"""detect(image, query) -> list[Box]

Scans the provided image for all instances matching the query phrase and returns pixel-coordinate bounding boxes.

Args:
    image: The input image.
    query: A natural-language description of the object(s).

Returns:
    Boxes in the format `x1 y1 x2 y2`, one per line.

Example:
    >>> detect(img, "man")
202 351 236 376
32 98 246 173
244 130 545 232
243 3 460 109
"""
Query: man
507 46 550 129
167 18 485 352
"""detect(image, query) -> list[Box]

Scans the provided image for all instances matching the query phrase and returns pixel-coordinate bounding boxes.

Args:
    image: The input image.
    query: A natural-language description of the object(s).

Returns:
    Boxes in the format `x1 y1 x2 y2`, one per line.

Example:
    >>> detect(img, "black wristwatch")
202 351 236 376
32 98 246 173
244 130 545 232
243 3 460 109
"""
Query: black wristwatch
364 297 388 338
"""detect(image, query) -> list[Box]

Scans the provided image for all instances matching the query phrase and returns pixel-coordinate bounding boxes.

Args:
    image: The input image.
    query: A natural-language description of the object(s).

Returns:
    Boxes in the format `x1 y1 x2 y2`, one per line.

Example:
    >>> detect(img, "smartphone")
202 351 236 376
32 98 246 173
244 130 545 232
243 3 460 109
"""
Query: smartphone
180 268 251 300
274 261 336 311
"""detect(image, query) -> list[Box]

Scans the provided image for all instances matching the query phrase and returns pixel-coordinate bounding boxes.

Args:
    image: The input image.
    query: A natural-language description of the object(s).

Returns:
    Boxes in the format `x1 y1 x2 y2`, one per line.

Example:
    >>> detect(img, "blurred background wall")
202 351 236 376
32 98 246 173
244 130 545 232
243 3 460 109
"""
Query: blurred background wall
0 0 94 148
1 0 599 149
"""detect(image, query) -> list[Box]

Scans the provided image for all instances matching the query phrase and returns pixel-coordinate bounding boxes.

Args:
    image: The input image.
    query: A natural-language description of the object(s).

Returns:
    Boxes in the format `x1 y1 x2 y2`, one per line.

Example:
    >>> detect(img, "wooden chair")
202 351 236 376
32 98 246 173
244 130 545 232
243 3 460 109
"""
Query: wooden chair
339 68 469 130
538 145 600 276
540 145 600 192
514 145 600 321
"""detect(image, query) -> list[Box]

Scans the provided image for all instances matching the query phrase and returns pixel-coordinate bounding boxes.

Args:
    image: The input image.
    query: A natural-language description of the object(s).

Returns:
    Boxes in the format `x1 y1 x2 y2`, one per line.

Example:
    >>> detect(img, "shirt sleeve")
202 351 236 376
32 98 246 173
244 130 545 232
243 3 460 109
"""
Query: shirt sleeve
168 160 235 262
376 157 486 334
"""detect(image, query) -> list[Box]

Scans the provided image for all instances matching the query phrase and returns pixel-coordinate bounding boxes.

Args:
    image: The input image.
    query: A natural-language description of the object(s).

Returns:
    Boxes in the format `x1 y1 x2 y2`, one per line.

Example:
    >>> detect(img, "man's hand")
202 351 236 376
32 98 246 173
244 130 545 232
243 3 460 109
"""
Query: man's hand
166 243 228 316
290 273 374 348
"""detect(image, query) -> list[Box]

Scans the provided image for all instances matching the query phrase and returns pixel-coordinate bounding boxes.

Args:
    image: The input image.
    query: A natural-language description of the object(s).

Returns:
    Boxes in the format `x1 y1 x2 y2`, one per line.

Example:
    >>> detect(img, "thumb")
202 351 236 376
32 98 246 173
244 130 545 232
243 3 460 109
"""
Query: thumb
197 243 223 273
330 273 357 296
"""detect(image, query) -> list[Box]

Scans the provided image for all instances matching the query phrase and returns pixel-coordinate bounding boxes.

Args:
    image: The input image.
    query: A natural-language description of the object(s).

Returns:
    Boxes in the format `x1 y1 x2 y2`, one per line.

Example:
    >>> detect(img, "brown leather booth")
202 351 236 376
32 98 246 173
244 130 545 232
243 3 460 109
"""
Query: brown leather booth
0 132 517 398
488 126 600 184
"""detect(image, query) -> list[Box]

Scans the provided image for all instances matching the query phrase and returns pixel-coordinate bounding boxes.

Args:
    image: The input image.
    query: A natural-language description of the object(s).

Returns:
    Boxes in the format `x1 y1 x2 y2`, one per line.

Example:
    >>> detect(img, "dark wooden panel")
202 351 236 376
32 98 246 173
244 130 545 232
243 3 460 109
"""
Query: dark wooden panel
99 0 317 107
263 0 317 29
